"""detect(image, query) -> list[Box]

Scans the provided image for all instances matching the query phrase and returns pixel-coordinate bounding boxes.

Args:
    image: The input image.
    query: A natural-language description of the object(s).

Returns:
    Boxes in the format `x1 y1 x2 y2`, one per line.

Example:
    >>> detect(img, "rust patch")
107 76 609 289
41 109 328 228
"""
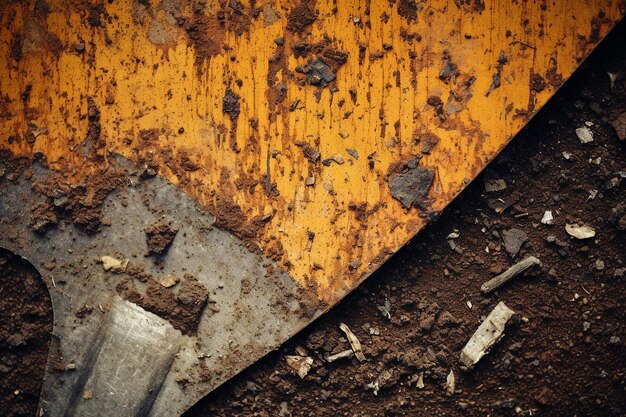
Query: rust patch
485 51 508 96
184 12 225 71
222 87 241 121
453 0 486 13
530 72 547 92
286 0 318 33
397 0 421 22
9 33 23 62
439 50 459 84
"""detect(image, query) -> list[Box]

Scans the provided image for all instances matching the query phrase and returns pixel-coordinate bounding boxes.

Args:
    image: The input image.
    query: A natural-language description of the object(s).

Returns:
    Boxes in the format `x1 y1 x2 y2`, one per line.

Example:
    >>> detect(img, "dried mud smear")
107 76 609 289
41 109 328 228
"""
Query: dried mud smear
116 275 209 335
31 166 125 234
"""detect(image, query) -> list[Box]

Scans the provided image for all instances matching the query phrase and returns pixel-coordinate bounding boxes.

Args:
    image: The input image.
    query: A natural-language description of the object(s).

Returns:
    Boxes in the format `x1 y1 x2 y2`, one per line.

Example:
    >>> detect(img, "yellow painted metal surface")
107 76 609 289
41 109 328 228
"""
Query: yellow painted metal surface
1 0 623 304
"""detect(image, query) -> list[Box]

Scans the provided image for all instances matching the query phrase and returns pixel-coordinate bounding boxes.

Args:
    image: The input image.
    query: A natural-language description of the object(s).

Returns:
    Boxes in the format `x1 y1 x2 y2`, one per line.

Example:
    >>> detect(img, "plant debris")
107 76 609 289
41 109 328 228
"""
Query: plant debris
460 302 515 370
481 256 542 293
339 322 365 361
285 355 313 379
565 223 596 239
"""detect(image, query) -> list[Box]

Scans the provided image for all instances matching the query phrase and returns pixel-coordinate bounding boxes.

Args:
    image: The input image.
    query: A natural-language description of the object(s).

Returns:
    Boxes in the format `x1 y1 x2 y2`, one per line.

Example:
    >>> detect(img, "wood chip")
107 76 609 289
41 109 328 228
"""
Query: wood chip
460 301 515 369
325 349 354 363
481 256 541 293
285 355 313 379
158 274 180 288
565 223 596 239
100 255 128 272
339 322 365 361
445 370 455 395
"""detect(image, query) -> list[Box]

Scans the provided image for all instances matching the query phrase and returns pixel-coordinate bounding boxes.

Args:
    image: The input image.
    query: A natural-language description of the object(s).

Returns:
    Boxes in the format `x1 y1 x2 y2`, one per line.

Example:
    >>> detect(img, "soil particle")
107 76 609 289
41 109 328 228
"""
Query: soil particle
501 228 528 258
144 220 179 255
388 158 435 209
286 0 318 33
222 88 241 121
116 274 209 335
611 112 626 140
0 250 52 417
82 97 105 160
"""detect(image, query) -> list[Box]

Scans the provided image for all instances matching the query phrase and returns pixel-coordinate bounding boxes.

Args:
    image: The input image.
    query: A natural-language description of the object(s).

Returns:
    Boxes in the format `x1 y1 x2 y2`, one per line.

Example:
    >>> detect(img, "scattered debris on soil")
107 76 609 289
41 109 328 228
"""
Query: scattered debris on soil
611 112 626 140
460 302 516 370
576 126 594 143
144 220 179 255
324 349 354 363
541 210 554 224
444 369 455 395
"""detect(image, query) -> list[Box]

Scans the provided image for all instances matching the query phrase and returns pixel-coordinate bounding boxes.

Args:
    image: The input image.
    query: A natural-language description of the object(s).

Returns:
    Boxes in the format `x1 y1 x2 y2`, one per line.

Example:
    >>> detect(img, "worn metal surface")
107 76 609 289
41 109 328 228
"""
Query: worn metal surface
0 0 623 415
0 156 321 416
1 0 622 303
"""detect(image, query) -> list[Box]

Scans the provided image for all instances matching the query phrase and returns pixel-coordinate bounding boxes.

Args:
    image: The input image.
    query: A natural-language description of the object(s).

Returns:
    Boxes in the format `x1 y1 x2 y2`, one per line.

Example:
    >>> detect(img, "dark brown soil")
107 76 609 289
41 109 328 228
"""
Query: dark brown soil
0 249 52 417
1 15 625 417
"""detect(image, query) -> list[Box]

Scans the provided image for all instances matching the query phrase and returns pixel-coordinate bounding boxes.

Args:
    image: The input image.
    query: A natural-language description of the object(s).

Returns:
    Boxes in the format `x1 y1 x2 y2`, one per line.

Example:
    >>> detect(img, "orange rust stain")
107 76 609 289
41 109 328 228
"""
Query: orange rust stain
0 0 623 304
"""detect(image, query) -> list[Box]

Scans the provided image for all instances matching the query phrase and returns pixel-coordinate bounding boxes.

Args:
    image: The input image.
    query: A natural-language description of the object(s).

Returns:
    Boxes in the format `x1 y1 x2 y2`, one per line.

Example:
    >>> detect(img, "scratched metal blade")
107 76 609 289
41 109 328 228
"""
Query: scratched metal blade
0 155 323 417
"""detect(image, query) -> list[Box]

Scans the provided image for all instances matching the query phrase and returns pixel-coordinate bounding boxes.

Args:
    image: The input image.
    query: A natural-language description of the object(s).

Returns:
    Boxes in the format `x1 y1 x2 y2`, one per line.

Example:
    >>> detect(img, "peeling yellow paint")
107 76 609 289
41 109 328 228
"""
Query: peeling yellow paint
0 0 622 303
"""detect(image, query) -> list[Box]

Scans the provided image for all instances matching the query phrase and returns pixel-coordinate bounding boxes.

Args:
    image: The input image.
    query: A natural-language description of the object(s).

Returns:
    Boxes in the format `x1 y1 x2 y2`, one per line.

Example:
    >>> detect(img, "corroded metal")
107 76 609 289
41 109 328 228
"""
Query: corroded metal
0 0 623 415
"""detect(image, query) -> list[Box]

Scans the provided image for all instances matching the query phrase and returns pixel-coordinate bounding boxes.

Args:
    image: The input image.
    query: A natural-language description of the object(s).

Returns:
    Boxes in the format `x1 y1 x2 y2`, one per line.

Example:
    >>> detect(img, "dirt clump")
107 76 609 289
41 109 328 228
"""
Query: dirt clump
31 166 125 235
116 274 209 335
144 220 179 255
